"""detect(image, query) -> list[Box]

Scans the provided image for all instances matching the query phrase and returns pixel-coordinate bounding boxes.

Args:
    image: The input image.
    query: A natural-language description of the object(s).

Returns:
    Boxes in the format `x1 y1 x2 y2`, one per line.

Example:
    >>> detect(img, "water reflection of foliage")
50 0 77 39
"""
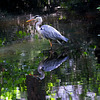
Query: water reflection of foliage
0 47 45 99
0 38 6 47
44 58 99 99
0 43 100 99
0 60 27 99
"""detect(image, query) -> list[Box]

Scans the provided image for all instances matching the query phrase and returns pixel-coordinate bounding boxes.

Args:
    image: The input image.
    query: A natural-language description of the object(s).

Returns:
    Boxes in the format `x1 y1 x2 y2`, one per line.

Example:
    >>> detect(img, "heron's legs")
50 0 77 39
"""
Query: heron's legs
49 40 52 48
49 40 55 56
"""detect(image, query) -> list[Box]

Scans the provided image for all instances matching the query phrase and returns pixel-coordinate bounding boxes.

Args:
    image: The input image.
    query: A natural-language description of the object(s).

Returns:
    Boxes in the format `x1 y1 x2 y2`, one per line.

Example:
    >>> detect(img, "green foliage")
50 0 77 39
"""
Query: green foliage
50 24 52 26
60 0 81 9
16 30 30 38
0 38 6 47
89 45 96 49
97 7 100 11
83 52 88 56
0 42 50 99
59 16 66 20
34 34 39 39
0 59 31 99
0 38 3 46
60 2 67 8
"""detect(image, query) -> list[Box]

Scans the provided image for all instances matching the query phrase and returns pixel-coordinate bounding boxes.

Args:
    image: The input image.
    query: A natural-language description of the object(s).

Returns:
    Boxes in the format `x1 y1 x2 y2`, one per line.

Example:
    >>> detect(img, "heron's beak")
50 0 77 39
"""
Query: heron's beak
26 19 35 22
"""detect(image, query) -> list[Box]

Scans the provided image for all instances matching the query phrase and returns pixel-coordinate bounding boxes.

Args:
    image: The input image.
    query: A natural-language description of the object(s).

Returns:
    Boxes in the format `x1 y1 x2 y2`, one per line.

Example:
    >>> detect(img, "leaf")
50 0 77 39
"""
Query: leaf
84 52 87 55
94 45 96 49
51 98 55 100
19 30 23 34
23 32 26 36
59 17 62 20
48 83 53 87
97 7 100 9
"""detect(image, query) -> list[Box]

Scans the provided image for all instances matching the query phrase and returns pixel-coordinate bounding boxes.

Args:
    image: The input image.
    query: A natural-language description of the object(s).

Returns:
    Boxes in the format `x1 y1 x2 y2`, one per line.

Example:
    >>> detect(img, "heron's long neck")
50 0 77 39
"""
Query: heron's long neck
38 65 45 80
36 21 42 34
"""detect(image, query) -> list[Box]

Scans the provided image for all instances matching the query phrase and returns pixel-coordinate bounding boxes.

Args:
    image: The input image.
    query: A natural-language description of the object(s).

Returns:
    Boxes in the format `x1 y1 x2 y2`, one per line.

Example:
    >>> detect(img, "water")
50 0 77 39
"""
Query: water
0 10 100 100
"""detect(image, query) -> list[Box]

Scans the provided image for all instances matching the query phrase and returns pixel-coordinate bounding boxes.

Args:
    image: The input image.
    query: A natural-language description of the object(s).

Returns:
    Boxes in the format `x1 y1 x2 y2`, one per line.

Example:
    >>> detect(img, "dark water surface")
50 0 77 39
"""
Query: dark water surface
0 10 100 100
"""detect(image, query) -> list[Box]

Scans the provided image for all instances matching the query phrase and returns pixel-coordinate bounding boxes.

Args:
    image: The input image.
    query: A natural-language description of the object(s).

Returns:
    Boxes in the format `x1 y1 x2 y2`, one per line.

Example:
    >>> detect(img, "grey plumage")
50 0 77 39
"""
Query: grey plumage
37 54 68 79
40 55 68 71
40 25 68 42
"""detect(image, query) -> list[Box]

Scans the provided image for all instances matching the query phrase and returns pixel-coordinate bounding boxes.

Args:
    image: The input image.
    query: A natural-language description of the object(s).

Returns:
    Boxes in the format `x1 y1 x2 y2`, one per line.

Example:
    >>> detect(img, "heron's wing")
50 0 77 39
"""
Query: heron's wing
40 25 64 40
42 56 68 71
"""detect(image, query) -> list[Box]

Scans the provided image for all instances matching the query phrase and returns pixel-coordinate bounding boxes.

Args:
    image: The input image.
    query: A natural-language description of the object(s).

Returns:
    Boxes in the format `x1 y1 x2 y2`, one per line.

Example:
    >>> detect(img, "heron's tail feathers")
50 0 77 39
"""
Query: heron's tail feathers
61 36 69 42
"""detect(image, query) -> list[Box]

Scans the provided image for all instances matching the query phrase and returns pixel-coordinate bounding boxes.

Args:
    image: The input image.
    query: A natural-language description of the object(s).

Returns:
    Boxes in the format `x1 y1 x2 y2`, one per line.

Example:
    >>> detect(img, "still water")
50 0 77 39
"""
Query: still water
0 10 100 100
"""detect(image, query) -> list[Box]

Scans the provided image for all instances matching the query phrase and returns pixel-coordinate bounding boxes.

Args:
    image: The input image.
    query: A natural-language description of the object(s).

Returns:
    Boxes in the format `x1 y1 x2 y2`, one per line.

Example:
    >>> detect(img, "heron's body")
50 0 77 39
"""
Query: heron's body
39 55 68 72
38 54 68 79
26 15 68 47
40 25 68 42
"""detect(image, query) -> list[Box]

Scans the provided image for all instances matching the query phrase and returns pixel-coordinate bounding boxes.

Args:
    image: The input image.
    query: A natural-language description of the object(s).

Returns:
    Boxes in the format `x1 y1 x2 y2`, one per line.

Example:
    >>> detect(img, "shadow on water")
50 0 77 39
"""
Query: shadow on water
0 10 100 99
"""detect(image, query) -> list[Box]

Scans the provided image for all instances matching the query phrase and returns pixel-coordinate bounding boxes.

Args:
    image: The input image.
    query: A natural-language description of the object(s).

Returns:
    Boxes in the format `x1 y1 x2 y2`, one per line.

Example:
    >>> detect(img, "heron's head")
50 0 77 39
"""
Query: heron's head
26 15 42 24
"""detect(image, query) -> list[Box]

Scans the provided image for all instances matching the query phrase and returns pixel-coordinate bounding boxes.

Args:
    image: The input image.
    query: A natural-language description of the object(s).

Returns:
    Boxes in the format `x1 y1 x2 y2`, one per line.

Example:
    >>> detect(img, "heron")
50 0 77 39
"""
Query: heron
26 15 68 48
33 53 68 80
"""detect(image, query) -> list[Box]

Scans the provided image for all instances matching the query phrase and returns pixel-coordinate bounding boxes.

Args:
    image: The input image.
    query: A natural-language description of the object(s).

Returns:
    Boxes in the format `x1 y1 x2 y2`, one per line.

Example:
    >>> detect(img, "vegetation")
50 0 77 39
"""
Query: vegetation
97 6 100 11
0 0 100 99
0 39 100 99
0 0 99 14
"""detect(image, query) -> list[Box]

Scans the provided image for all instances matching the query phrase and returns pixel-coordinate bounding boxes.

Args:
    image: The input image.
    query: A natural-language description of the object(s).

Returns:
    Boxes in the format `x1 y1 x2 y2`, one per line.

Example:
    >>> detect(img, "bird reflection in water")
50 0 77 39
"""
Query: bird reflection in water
34 52 68 80
26 52 68 99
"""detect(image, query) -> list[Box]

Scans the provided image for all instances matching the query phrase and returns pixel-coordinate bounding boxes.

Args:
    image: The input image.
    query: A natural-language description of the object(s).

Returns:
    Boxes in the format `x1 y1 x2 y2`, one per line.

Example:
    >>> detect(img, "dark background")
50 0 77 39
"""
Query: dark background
0 0 100 14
